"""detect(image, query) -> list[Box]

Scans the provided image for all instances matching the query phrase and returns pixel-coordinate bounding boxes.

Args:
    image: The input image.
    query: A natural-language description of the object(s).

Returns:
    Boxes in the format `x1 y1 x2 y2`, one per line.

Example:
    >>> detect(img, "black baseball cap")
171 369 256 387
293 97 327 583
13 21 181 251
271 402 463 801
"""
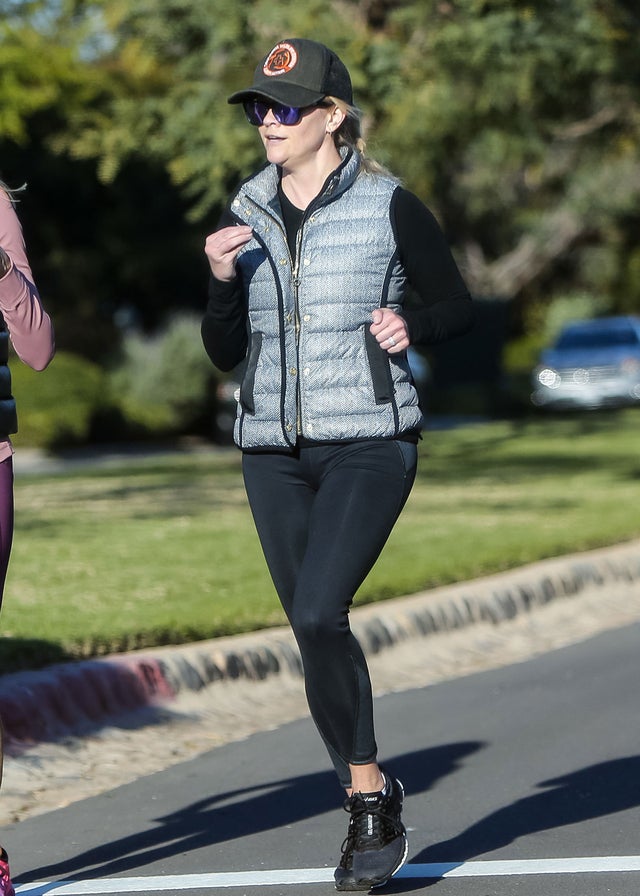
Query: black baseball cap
227 38 353 107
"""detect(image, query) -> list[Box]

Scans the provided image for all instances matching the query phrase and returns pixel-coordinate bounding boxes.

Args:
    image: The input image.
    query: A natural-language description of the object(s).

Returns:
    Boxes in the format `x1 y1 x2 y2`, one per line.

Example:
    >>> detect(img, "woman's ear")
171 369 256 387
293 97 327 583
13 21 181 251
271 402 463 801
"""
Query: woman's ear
326 104 347 134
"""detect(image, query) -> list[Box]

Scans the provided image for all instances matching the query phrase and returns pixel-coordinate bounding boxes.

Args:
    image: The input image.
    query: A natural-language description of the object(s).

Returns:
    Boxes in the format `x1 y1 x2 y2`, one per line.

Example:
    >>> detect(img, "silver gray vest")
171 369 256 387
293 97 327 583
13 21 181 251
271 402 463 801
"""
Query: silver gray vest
230 150 423 449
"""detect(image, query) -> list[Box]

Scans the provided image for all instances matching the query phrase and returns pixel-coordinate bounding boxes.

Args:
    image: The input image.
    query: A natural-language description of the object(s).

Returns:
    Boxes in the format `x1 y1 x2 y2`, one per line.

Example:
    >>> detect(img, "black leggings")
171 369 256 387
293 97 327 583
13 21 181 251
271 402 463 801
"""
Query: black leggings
242 439 417 788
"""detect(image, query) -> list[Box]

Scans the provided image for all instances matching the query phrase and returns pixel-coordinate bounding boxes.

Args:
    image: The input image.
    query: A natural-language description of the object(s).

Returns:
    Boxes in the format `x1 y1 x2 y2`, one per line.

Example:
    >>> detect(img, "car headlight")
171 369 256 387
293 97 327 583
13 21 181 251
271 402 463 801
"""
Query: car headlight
536 367 561 388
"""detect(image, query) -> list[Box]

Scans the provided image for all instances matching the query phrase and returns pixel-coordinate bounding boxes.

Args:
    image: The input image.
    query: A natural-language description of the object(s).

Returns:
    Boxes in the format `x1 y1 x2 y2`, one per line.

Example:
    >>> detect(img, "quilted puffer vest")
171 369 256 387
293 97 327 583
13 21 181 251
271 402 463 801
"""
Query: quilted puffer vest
229 149 423 449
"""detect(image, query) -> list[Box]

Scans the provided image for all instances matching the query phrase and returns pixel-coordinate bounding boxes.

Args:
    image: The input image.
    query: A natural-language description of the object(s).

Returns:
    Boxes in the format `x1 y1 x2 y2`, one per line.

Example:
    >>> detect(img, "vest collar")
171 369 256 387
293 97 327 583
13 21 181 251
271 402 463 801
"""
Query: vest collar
241 147 361 217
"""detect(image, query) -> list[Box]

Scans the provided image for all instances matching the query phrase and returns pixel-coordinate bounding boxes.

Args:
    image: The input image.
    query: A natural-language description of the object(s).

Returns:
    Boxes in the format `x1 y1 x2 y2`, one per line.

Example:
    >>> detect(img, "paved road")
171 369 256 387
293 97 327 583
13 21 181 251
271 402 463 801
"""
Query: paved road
6 615 640 896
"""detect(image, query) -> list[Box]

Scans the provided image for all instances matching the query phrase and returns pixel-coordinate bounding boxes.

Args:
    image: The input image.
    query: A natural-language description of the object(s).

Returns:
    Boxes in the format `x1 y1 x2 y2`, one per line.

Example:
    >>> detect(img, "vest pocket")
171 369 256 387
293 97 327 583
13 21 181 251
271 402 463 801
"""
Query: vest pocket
364 327 394 405
239 331 262 415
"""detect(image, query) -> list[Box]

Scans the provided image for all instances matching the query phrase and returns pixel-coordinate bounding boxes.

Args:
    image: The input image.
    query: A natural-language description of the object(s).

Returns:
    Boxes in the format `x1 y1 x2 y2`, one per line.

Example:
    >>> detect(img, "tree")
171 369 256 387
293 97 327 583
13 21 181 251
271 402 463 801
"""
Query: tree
372 0 640 310
58 0 640 313
3 0 640 361
0 0 210 357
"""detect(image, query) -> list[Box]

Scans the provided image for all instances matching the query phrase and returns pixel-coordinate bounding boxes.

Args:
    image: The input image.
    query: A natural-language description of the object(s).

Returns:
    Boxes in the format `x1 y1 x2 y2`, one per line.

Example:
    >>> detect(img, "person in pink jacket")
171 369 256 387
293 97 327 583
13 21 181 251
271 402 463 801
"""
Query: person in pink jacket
0 181 55 896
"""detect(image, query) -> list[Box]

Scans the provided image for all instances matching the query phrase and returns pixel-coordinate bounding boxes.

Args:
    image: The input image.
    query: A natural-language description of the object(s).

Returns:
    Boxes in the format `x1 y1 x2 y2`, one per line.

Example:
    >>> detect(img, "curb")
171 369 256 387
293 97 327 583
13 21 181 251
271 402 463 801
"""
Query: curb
2 540 639 751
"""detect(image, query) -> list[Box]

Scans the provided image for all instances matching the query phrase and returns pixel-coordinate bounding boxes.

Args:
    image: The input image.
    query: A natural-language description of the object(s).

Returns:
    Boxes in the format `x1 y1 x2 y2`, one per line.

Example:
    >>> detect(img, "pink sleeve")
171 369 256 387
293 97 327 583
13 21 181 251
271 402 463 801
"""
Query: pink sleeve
0 191 55 371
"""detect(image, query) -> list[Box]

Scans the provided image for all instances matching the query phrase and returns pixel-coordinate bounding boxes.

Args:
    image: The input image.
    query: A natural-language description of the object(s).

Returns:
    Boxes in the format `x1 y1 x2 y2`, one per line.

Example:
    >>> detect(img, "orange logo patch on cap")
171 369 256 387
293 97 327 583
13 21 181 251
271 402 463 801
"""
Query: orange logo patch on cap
263 42 298 77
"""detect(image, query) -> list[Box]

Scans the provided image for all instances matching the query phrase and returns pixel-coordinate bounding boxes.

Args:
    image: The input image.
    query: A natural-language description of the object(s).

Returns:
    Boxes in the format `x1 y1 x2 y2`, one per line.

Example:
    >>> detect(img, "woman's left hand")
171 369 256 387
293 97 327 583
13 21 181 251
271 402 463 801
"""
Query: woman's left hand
370 308 409 354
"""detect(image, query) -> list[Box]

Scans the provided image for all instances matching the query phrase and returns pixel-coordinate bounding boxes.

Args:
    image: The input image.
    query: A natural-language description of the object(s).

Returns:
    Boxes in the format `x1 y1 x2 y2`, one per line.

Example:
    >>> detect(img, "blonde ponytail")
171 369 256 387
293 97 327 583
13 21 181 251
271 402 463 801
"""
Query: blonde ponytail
326 98 396 178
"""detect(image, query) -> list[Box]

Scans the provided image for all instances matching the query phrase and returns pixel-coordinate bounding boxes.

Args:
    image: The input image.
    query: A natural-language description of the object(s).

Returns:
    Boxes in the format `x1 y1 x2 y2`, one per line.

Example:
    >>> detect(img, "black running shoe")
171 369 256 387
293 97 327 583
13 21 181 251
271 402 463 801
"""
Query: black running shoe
334 821 358 892
334 769 408 891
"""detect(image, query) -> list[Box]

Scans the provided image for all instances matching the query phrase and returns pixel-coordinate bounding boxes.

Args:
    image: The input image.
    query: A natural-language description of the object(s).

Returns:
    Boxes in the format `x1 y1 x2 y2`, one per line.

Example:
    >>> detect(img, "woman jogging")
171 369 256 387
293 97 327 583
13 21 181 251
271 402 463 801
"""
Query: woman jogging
202 38 473 891
0 181 55 896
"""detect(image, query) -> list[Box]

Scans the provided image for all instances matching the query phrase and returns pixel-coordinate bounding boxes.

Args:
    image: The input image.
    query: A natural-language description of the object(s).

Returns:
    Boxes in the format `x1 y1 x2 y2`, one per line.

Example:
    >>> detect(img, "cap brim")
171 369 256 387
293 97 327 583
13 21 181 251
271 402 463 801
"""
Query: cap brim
227 84 326 107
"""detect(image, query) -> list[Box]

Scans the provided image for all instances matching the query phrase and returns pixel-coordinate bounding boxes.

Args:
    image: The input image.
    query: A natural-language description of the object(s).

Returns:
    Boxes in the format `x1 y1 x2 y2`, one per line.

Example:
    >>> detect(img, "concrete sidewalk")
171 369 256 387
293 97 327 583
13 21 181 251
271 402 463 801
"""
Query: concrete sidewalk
1 539 639 752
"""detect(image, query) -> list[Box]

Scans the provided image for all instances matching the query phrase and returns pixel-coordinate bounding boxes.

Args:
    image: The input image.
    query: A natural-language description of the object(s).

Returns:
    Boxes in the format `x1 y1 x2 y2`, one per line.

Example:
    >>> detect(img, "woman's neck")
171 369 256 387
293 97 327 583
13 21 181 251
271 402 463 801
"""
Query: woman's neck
280 146 342 210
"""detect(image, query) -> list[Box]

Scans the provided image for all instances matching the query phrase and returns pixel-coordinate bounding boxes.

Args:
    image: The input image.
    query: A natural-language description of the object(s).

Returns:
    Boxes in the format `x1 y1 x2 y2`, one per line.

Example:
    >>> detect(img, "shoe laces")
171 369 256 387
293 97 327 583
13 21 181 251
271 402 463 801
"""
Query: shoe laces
340 791 403 858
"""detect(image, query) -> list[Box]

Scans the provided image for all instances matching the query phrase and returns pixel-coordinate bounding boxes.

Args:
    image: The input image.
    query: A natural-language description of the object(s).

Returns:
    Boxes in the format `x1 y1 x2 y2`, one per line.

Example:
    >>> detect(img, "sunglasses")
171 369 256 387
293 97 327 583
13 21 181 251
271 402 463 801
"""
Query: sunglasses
243 99 331 127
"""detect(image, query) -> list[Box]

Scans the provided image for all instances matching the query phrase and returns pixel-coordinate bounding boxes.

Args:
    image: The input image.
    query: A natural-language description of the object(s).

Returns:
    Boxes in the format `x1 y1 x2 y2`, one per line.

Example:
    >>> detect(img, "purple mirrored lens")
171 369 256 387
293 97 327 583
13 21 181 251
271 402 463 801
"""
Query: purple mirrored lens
273 104 303 125
243 100 304 126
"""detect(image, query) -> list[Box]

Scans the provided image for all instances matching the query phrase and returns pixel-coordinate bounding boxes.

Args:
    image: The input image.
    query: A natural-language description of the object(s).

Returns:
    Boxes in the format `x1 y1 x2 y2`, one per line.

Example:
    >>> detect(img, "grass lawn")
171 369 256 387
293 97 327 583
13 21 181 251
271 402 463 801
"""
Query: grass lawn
2 409 640 672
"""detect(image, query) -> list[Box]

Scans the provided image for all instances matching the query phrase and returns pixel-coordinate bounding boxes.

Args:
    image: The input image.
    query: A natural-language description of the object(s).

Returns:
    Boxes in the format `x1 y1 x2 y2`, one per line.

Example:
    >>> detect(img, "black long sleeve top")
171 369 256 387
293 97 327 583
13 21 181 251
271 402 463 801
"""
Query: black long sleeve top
202 186 474 373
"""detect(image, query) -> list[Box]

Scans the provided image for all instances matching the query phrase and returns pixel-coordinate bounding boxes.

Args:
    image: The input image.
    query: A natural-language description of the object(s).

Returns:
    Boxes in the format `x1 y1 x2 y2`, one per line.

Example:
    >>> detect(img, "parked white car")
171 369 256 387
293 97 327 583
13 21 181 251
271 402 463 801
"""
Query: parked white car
531 316 640 410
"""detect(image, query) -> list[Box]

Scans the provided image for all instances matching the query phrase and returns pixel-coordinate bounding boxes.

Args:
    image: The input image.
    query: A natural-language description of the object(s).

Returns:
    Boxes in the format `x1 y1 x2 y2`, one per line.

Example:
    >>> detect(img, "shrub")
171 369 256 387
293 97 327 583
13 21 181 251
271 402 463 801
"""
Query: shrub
8 314 218 449
10 350 109 448
107 313 215 435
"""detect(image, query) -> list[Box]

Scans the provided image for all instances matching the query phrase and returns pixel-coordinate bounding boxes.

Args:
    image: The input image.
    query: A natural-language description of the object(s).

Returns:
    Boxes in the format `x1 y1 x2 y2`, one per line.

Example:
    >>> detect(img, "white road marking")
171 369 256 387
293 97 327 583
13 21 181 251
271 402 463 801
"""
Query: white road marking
15 857 640 894
405 856 640 876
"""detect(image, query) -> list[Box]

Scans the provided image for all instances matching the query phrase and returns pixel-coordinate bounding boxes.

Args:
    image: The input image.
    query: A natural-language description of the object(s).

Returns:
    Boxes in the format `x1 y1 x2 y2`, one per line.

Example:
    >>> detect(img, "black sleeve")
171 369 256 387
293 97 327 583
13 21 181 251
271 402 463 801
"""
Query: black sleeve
391 188 474 346
201 207 249 372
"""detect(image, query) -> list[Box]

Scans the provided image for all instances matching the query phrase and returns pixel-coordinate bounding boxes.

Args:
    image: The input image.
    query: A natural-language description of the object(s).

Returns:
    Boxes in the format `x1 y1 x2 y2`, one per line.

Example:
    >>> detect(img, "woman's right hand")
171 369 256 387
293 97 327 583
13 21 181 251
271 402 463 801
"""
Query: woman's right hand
205 225 253 282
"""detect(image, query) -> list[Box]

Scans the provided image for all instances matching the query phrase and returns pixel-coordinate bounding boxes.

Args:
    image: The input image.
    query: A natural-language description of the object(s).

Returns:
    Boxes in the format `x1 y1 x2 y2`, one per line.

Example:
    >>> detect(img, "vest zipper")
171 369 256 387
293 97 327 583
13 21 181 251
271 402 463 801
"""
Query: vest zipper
292 200 323 436
292 226 304 436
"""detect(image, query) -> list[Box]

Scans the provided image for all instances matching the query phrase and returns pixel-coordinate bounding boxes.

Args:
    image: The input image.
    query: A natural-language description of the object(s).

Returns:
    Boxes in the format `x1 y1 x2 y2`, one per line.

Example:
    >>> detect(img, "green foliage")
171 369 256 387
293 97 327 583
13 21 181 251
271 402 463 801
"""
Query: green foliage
49 0 640 307
1 3 209 363
10 349 109 447
0 2 103 143
108 312 215 433
383 2 640 301
2 0 640 398
8 314 217 451
536 292 610 344
503 291 610 374
50 0 263 216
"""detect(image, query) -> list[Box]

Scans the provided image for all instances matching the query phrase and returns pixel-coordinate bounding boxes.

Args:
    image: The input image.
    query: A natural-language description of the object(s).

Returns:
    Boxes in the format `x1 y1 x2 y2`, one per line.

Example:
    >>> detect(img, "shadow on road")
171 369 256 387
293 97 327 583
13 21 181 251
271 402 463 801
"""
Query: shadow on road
384 753 640 892
20 747 640 888
17 741 481 882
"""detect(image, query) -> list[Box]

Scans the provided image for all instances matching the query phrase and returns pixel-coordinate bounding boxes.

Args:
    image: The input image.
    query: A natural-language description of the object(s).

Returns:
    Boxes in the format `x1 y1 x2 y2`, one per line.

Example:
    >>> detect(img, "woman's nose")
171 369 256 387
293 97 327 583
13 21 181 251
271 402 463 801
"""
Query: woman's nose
261 107 279 126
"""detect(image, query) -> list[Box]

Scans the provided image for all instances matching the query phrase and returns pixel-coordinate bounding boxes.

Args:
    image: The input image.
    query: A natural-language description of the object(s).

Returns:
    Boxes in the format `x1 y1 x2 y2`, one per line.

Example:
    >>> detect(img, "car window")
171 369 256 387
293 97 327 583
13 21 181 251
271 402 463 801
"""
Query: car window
555 328 640 350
